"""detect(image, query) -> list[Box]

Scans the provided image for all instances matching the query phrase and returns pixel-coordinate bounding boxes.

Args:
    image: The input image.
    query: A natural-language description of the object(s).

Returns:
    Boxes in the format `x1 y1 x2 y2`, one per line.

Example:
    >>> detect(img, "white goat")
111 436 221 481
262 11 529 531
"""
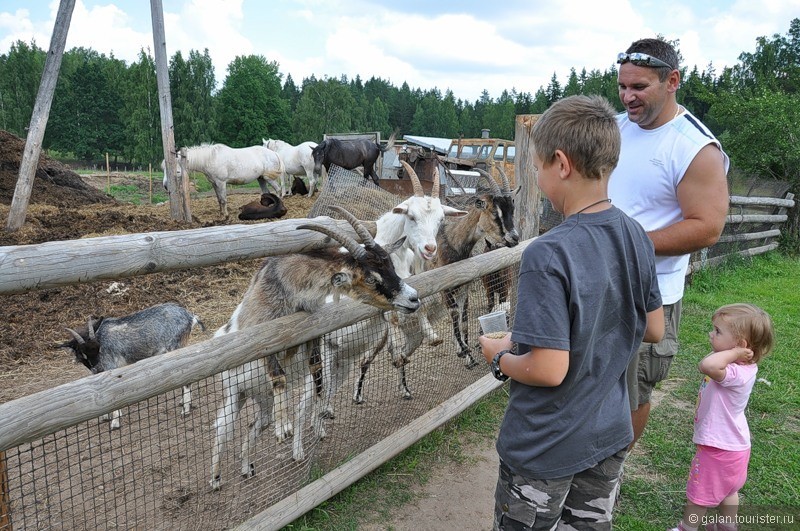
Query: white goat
318 162 467 413
209 207 419 490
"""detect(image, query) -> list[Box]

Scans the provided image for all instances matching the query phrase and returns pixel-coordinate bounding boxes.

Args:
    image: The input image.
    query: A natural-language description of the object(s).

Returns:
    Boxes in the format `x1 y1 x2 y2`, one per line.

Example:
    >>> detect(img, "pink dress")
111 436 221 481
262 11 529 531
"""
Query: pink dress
686 362 758 506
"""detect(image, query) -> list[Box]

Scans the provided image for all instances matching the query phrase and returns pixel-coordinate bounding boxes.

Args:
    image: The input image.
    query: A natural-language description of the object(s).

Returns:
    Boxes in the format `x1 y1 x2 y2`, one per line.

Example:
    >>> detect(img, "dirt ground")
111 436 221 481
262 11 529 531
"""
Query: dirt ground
0 129 501 530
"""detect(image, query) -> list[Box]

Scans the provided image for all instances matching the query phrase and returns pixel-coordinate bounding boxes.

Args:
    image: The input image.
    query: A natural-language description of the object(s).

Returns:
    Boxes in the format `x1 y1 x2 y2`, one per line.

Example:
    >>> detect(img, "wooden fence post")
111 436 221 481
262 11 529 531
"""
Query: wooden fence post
0 450 10 530
150 0 191 221
514 114 541 241
4 0 75 233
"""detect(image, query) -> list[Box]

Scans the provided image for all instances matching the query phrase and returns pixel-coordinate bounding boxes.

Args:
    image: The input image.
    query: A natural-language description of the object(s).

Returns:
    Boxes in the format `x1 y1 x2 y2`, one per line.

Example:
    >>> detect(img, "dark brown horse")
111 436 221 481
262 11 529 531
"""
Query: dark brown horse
311 130 397 186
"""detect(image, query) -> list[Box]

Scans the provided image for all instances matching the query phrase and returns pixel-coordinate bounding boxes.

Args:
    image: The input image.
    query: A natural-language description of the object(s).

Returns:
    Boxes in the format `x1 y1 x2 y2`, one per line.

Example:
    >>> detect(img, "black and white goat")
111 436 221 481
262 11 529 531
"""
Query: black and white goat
58 303 205 429
434 167 519 368
209 207 419 490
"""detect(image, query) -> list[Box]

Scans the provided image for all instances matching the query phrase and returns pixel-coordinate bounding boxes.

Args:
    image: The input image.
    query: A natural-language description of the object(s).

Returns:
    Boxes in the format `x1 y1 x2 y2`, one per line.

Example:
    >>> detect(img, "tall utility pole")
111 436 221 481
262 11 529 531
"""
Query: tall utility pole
151 0 191 221
5 0 75 232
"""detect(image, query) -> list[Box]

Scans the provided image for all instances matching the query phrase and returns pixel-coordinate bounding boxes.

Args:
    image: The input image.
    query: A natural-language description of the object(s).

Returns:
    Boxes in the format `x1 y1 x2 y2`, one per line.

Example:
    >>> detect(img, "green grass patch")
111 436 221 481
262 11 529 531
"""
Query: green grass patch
106 183 167 205
290 253 799 530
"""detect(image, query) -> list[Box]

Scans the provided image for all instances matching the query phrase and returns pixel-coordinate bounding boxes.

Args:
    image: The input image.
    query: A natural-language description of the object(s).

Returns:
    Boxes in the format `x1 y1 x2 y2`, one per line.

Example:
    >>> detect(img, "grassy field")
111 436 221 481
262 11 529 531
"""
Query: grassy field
287 252 799 530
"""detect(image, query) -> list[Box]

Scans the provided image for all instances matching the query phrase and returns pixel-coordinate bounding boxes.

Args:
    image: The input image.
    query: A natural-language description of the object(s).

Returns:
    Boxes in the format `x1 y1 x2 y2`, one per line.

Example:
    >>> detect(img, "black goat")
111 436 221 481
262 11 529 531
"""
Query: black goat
311 130 397 186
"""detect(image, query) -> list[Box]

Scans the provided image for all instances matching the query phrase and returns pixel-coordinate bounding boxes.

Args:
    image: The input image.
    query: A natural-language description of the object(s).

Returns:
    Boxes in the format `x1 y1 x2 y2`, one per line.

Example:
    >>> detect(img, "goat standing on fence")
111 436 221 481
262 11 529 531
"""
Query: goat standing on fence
209 206 419 490
58 303 205 429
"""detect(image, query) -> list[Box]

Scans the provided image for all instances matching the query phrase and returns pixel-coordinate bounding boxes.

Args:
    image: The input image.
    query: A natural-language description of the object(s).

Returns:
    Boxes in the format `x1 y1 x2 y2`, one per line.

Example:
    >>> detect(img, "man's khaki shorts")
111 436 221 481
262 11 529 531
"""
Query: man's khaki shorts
626 300 682 410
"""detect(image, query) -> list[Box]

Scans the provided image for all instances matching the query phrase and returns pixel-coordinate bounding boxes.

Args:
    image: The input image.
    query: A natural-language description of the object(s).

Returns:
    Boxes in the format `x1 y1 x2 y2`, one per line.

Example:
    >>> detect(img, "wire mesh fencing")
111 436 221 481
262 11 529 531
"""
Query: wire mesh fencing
0 166 521 530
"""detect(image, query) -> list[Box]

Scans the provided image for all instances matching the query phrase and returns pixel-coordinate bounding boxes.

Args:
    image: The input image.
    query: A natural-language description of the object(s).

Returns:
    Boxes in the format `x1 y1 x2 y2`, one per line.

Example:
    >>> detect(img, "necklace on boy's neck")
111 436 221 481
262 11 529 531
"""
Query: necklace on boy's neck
574 198 611 215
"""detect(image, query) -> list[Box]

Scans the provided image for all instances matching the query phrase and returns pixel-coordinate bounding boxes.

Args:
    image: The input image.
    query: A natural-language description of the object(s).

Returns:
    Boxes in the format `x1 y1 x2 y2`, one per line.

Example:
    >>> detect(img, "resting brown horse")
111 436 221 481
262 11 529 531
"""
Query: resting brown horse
238 193 287 221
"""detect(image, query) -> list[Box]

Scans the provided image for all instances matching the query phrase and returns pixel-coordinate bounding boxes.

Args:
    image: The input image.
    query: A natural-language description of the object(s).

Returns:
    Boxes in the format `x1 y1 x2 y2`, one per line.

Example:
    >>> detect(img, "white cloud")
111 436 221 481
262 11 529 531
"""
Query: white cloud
0 0 797 101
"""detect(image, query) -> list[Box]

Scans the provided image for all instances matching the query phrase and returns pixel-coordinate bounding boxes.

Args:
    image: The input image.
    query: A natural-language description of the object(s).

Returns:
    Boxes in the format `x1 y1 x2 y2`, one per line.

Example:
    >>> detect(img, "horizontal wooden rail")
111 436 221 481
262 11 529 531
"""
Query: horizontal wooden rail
688 242 779 274
717 229 781 243
0 217 376 295
725 214 787 224
729 195 795 208
0 240 530 451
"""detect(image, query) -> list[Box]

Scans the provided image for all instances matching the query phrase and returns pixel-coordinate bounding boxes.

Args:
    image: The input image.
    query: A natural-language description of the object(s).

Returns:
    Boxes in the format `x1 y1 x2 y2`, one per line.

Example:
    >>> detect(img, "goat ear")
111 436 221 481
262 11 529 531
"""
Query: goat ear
331 271 353 288
383 236 407 255
392 202 409 215
443 205 468 217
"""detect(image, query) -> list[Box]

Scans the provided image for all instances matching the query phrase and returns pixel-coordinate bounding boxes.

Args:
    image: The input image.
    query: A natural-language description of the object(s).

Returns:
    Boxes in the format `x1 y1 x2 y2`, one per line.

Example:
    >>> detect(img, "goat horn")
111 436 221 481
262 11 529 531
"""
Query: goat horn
297 224 367 260
400 161 424 197
474 168 503 195
496 166 512 194
86 318 96 340
65 328 85 344
328 206 376 248
431 166 440 198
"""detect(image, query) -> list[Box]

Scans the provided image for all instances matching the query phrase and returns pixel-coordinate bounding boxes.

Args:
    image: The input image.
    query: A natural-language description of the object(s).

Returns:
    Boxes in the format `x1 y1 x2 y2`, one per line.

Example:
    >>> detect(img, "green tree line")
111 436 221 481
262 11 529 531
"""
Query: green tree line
1 20 798 210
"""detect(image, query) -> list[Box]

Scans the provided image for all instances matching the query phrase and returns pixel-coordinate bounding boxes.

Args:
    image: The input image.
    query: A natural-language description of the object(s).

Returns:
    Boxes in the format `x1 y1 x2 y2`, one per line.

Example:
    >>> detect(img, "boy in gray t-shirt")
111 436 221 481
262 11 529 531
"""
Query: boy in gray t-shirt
479 95 664 530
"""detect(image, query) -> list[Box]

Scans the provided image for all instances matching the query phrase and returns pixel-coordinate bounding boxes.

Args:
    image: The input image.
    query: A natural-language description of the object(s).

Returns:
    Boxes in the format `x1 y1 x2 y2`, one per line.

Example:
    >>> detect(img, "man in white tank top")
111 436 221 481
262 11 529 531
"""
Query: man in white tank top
609 38 730 449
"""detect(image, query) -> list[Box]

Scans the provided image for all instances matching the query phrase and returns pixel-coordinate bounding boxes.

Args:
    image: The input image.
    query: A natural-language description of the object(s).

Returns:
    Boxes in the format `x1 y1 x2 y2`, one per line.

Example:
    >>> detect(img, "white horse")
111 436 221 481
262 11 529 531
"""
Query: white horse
262 138 319 197
163 143 285 218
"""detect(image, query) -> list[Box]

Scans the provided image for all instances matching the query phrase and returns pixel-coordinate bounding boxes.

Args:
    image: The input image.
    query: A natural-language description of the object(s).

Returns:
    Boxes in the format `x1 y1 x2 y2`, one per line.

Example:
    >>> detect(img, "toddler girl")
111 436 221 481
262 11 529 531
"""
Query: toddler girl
671 303 774 531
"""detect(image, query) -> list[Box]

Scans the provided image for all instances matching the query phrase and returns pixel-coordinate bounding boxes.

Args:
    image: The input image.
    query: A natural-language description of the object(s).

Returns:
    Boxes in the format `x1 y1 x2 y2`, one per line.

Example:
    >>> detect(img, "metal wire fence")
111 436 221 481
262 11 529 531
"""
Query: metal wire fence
0 165 520 530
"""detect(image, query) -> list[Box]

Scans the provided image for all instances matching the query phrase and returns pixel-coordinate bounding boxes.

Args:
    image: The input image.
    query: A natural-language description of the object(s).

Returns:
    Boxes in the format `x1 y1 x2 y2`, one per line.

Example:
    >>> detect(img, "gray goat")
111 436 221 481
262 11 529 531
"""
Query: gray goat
210 207 419 490
59 302 205 429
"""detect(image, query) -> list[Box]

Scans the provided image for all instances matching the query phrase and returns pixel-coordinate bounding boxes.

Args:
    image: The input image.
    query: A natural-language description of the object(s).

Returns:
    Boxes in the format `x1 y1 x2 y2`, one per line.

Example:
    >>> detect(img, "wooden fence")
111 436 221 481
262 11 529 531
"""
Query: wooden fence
688 193 795 273
0 216 525 530
0 190 794 530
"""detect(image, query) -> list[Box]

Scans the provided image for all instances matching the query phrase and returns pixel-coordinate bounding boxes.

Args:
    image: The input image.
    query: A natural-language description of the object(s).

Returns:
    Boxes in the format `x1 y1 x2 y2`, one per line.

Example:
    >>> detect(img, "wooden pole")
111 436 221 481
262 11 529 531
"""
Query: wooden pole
149 162 153 204
150 0 191 221
514 114 542 241
105 152 110 193
0 450 10 530
4 0 76 233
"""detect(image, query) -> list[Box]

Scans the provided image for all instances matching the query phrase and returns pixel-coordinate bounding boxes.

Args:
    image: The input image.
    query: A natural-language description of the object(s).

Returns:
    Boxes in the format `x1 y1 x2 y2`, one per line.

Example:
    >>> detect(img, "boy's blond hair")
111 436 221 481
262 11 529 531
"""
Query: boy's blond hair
531 95 621 181
713 303 775 362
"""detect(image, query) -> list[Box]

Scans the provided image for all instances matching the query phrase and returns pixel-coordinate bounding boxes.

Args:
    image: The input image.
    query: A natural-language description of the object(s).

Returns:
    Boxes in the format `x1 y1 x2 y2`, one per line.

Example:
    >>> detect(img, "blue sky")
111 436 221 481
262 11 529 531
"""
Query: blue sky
1 0 798 102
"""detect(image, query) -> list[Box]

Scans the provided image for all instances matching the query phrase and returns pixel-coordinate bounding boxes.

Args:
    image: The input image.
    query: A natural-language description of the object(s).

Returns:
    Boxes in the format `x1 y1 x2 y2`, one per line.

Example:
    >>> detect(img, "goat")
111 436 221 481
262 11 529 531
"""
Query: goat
311 130 398 187
238 192 288 221
209 206 419 490
58 303 205 429
429 167 519 368
317 162 467 414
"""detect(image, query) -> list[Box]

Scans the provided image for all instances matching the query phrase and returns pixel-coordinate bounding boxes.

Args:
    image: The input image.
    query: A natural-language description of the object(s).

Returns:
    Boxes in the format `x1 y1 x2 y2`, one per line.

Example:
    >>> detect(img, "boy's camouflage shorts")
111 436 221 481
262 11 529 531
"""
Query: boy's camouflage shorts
493 449 627 530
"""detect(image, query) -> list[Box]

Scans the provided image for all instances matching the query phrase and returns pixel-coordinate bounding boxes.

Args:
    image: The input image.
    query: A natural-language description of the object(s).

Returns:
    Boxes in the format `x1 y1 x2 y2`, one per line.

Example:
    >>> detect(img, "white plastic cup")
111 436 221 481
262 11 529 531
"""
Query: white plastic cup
478 310 508 335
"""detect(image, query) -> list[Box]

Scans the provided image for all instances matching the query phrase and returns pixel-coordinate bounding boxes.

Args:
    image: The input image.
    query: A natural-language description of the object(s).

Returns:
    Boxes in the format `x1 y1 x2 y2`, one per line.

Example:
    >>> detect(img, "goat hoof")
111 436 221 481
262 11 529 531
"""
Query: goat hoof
464 359 480 370
401 392 413 401
210 477 221 491
320 409 335 420
241 464 255 478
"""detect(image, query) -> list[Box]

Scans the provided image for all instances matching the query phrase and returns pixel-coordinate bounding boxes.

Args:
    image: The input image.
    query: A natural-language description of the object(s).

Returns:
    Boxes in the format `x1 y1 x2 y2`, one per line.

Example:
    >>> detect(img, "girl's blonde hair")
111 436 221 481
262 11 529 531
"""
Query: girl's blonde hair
713 303 775 362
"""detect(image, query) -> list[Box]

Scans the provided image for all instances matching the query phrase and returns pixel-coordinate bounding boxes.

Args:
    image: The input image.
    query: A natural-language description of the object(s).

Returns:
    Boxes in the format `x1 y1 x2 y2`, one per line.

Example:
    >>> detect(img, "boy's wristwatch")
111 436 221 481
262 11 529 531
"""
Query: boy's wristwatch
491 350 512 381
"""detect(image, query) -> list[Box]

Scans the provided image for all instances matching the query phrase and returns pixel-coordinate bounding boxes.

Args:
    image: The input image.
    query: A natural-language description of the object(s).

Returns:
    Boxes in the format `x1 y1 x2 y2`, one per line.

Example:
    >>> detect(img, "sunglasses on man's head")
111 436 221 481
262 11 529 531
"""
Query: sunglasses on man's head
616 52 673 69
